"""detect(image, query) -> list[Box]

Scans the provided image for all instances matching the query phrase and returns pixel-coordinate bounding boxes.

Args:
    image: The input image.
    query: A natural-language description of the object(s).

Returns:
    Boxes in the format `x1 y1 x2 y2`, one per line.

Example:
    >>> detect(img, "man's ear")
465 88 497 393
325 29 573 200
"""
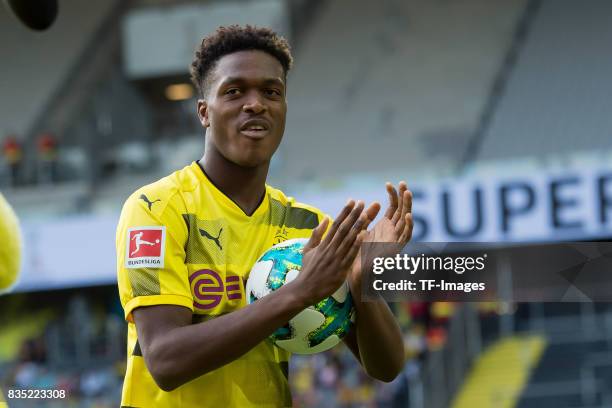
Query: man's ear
197 99 210 128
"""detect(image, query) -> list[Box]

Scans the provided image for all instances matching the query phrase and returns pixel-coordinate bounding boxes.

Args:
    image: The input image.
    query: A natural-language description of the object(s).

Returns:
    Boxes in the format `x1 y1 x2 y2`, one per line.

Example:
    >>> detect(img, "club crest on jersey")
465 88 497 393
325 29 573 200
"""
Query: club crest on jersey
126 226 166 268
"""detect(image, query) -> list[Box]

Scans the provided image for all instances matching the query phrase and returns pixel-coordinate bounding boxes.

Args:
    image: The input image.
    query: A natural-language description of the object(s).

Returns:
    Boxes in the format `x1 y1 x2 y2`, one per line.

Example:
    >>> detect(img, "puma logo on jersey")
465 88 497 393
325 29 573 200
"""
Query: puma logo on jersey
199 227 223 251
140 194 161 211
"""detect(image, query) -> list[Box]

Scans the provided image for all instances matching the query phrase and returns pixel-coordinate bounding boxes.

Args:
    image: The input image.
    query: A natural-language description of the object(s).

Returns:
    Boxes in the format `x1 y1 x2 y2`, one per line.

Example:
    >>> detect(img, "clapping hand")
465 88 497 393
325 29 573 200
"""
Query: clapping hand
350 181 414 289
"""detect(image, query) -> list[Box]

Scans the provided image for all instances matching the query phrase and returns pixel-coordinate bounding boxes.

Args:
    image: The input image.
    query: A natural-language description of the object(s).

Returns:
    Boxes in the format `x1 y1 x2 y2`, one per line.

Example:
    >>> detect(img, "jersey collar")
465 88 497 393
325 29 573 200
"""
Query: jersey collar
191 161 270 219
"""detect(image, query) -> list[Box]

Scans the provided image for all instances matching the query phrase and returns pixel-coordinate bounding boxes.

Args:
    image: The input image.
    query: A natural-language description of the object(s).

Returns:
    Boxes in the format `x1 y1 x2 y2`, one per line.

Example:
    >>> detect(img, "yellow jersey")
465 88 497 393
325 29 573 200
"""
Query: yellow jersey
116 162 325 407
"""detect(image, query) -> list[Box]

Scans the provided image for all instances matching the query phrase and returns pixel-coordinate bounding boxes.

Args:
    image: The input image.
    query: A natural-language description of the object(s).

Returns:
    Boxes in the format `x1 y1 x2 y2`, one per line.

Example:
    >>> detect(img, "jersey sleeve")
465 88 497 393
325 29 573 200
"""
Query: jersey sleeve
116 189 193 322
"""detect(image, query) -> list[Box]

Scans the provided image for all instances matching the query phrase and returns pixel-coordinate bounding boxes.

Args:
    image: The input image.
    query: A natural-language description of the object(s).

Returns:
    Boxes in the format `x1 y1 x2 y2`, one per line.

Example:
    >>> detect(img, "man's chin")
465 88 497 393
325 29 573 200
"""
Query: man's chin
231 155 270 169
218 146 275 169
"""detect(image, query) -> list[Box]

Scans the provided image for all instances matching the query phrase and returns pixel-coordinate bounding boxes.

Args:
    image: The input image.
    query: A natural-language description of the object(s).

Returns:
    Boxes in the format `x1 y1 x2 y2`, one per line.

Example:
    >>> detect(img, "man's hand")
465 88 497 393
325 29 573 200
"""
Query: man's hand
341 182 413 382
368 181 413 246
293 200 373 306
350 181 413 289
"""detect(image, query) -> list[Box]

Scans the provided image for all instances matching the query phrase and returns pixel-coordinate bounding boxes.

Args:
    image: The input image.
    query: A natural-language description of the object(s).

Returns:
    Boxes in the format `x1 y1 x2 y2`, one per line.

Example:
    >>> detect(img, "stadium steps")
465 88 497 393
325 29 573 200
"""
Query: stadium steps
284 0 526 182
472 0 612 163
517 339 612 407
451 335 546 408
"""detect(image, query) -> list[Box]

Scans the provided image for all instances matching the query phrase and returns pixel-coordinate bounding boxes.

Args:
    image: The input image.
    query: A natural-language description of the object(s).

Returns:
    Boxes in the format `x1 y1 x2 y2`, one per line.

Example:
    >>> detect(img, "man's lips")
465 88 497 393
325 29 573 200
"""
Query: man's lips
239 119 270 139
240 129 268 139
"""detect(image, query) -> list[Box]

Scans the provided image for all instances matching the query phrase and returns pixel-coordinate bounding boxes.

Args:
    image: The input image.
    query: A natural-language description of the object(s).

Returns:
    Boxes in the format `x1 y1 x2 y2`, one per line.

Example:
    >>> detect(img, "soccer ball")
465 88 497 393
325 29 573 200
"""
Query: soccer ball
246 238 355 354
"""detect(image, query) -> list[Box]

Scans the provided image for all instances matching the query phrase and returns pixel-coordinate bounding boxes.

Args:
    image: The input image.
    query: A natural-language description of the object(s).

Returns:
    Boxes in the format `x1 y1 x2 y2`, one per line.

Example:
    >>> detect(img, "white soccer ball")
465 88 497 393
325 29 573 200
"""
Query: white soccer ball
246 238 355 354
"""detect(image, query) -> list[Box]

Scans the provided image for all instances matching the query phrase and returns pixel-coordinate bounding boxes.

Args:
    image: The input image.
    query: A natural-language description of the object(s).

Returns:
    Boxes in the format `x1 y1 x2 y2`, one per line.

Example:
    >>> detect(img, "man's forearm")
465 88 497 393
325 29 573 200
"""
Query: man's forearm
144 281 307 391
350 281 405 382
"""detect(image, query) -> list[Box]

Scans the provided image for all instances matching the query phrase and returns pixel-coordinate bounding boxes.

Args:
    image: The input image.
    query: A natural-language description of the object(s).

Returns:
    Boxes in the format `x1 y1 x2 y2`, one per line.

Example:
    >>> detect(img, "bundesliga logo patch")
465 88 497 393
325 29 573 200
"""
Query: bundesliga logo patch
126 226 166 268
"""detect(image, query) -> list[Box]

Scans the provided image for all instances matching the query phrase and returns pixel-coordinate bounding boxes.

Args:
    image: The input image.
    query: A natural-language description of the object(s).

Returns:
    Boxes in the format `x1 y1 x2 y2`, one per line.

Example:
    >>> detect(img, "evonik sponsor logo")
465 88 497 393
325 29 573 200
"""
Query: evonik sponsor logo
190 270 243 310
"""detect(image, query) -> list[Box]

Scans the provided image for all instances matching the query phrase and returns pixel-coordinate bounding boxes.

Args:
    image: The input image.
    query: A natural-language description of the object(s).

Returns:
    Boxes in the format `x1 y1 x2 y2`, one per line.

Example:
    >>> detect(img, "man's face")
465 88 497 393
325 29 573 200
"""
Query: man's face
198 50 287 168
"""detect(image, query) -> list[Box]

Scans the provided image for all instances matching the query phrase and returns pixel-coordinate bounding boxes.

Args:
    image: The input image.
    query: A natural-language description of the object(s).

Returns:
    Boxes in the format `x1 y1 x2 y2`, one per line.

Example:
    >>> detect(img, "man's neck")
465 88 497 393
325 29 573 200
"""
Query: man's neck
198 152 269 216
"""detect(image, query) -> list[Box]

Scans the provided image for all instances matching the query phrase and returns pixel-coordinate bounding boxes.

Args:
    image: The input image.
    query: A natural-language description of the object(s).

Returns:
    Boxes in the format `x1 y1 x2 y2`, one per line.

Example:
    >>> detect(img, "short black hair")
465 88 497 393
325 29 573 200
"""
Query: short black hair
190 25 293 97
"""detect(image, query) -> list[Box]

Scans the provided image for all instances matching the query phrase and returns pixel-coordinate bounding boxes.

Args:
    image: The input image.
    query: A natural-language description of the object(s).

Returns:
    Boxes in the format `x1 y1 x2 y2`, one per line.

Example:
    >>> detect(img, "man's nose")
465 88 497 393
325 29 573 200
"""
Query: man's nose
242 92 267 114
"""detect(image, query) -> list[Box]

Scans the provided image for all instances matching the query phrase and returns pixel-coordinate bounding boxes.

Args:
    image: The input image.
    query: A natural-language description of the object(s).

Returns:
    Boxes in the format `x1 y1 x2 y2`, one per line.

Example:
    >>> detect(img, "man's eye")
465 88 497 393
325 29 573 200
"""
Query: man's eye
264 89 281 96
225 88 240 95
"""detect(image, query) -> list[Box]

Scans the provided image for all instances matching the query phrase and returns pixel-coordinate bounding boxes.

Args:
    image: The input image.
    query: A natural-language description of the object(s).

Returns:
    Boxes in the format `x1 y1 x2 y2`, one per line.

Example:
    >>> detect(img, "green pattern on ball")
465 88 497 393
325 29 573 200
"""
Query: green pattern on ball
308 295 354 347
256 240 354 347
261 242 303 291
272 322 293 341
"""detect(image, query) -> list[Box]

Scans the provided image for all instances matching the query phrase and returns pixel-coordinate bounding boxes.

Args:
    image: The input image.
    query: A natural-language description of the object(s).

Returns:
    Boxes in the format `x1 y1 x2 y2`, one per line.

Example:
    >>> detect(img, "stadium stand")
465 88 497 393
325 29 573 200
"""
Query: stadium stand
284 0 525 181
2 0 529 209
516 303 612 408
0 0 119 138
0 0 153 188
472 0 612 163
